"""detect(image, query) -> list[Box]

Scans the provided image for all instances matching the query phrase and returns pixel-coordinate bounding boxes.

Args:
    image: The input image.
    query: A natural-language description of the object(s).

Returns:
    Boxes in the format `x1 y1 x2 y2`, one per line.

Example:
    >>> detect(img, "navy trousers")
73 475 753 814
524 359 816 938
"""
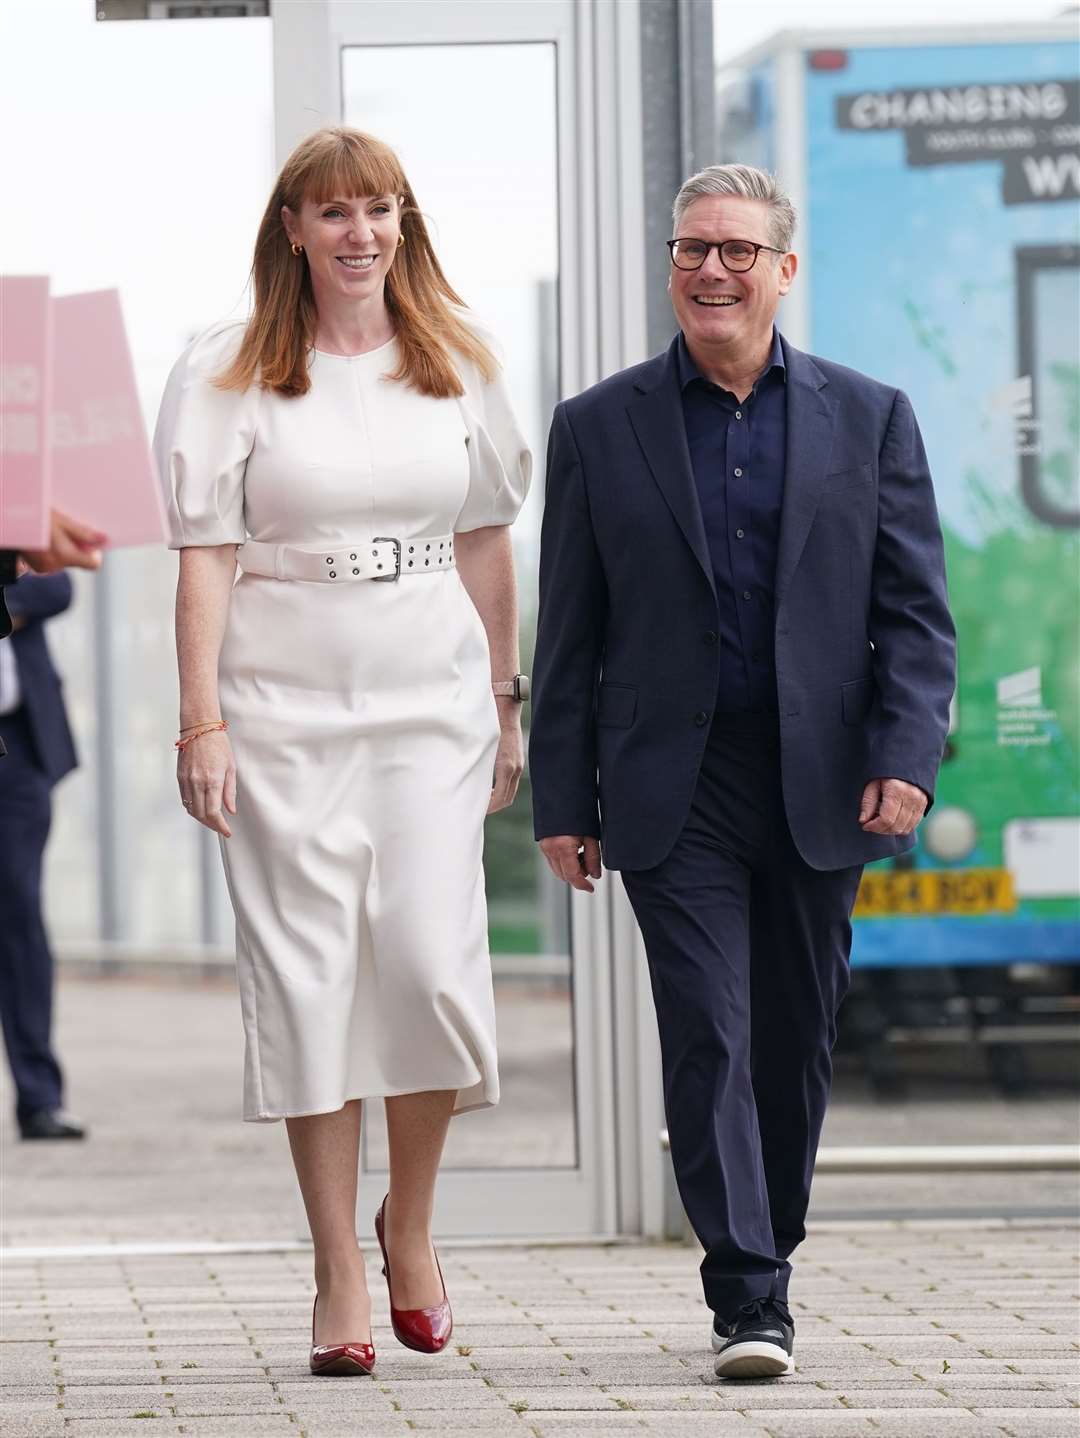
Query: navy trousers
621 710 862 1322
0 706 64 1124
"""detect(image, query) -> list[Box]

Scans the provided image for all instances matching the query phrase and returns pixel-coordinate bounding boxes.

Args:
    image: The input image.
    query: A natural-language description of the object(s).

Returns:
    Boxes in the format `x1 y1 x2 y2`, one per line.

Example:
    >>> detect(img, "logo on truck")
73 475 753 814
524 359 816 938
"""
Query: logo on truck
835 79 1080 206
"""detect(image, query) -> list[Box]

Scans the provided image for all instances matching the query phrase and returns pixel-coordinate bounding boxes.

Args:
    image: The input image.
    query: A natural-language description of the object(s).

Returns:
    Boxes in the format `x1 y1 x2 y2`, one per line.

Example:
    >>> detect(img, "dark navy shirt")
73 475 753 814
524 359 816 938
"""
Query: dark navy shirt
677 328 787 713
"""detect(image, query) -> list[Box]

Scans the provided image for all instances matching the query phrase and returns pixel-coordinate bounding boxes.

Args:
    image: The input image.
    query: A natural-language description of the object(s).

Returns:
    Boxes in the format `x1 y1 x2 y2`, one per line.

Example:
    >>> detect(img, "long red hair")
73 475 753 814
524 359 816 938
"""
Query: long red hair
216 127 495 399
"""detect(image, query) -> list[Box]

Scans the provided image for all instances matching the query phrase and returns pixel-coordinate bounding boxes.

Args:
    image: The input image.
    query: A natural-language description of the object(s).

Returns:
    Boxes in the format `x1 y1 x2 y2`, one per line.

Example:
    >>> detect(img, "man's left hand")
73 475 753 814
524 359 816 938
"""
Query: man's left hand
859 777 927 836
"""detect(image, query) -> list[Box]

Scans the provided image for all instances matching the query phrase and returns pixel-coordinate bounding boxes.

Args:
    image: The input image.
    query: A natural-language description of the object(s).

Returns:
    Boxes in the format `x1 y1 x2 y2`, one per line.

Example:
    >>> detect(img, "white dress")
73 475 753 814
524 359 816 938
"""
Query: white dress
154 320 531 1122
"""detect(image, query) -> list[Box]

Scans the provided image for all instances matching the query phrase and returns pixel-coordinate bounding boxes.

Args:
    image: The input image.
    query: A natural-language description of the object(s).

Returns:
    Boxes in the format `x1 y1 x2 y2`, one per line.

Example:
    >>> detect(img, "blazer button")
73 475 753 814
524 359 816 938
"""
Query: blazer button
703 631 717 645
694 711 709 726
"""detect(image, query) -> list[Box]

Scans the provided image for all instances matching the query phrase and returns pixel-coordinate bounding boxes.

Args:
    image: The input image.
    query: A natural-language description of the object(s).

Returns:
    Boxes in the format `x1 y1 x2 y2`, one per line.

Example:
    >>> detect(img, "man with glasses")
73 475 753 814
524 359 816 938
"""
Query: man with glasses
530 165 954 1378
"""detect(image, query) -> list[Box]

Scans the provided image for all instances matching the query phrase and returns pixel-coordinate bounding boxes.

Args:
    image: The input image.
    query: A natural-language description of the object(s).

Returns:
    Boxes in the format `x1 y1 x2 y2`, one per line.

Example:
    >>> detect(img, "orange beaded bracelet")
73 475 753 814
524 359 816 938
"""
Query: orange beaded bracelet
175 720 229 751
179 717 224 735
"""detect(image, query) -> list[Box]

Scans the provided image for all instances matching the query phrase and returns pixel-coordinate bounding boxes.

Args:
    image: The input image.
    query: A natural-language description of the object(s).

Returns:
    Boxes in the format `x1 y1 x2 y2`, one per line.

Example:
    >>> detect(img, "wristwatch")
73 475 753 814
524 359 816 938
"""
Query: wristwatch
492 674 530 701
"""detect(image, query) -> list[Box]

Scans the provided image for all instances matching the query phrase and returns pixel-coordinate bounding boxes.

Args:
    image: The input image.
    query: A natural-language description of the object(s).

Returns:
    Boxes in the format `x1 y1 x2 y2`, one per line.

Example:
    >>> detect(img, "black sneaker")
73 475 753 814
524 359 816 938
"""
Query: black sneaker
710 1313 728 1353
19 1109 86 1141
714 1297 794 1379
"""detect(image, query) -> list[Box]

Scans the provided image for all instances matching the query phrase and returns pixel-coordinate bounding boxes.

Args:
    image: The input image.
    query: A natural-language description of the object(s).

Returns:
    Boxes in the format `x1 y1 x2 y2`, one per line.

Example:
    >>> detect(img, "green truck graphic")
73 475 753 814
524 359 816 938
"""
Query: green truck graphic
719 25 1080 965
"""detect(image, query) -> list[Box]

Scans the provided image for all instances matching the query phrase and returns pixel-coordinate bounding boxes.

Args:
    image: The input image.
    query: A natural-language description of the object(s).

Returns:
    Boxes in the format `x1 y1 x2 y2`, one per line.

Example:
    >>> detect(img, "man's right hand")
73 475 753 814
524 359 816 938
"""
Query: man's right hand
20 509 107 575
539 835 603 893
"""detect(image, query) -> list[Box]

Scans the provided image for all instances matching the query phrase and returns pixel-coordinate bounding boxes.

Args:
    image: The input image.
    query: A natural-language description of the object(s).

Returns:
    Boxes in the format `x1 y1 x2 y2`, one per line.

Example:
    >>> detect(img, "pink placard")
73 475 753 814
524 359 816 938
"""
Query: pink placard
0 275 52 549
50 289 167 547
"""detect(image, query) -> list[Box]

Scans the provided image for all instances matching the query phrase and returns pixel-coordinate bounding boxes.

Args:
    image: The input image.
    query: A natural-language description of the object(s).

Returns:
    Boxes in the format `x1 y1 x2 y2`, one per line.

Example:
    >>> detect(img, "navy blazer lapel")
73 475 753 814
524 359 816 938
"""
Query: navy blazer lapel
775 338 838 609
627 340 715 596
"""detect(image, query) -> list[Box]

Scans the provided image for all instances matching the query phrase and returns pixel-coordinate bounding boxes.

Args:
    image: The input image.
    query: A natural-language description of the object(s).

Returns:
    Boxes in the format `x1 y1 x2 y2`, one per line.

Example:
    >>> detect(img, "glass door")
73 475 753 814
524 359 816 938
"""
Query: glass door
272 0 628 1238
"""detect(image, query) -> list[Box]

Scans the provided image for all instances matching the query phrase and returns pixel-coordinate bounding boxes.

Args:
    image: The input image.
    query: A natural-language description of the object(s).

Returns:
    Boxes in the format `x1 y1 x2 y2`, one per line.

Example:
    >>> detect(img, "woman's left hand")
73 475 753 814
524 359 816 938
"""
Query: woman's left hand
489 709 524 814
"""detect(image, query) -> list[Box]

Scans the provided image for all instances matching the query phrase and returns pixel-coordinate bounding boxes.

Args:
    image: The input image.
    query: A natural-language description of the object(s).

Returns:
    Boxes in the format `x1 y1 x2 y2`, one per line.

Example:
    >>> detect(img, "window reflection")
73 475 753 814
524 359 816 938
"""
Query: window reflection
343 41 576 1171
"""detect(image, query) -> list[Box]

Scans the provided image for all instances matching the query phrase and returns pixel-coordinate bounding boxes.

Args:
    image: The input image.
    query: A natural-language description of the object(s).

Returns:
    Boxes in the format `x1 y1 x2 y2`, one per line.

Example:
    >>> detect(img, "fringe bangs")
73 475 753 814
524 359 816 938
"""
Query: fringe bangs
300 132 403 208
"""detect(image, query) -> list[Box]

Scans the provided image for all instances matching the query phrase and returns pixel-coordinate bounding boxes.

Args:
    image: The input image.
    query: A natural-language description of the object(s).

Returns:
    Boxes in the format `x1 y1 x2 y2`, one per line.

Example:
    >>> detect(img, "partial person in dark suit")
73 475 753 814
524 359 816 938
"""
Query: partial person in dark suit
0 571 85 1139
0 511 105 639
529 164 955 1378
0 513 103 758
0 551 18 648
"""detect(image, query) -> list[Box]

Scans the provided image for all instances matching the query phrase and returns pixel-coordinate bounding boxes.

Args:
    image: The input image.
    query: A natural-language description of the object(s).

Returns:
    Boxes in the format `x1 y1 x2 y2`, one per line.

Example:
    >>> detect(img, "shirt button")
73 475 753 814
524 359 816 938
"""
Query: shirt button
703 631 717 646
694 711 709 726
735 528 745 539
742 589 752 600
735 410 742 419
734 467 743 477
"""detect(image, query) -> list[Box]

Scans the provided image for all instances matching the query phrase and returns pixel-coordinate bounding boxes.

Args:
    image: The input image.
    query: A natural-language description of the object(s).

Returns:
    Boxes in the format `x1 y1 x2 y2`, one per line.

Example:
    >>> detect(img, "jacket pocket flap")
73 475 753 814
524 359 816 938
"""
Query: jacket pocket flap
841 676 876 725
824 461 873 493
597 682 638 728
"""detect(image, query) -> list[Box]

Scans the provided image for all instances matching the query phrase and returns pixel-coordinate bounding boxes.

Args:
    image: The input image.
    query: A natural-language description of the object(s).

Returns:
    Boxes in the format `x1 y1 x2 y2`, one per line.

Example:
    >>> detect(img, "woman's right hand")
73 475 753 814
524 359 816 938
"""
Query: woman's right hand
177 730 237 838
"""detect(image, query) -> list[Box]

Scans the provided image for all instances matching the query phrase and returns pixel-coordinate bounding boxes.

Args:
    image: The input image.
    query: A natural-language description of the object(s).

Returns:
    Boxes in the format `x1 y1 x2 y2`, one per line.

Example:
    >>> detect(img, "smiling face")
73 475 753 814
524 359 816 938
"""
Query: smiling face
281 192 401 310
669 194 796 361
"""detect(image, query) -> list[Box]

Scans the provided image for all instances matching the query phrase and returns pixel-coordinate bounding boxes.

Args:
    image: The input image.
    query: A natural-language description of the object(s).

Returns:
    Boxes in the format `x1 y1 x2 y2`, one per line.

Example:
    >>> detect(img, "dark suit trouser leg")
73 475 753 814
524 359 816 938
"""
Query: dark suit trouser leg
621 716 861 1323
748 817 862 1275
0 707 63 1124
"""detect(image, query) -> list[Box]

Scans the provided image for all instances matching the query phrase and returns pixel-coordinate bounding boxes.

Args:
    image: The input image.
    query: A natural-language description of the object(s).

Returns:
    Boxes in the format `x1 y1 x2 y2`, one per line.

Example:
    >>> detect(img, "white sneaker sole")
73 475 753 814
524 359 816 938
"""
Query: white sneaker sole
710 1328 726 1354
714 1340 794 1379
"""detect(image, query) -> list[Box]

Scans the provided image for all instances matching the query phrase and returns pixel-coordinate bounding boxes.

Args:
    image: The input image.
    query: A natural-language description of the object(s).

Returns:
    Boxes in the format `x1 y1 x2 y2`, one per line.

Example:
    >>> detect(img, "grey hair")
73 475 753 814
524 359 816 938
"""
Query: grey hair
673 164 796 252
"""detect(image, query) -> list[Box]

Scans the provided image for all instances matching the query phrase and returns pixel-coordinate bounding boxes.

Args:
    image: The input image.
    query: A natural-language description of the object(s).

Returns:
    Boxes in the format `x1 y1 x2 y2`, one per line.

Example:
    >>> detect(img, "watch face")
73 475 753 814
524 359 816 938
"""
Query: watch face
516 674 531 701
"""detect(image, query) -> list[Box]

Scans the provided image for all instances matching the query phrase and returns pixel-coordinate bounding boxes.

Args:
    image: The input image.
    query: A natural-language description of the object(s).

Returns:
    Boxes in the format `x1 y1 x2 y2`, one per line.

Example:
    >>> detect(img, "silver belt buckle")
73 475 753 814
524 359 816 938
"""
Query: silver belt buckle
372 537 401 581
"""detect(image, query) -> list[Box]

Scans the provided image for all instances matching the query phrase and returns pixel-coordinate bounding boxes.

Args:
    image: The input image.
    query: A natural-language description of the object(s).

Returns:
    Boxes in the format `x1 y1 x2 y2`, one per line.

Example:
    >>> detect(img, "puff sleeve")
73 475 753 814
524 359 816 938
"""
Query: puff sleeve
153 320 259 549
453 319 532 532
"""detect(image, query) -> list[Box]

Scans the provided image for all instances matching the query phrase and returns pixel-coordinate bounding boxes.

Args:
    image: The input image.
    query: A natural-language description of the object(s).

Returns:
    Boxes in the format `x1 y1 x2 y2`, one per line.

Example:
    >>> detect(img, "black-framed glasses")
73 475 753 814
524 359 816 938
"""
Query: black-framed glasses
666 238 785 272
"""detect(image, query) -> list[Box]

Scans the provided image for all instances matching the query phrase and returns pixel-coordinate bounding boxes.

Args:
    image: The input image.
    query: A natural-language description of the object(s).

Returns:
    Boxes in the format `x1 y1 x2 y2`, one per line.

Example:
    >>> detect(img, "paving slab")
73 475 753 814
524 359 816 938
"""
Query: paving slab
972 1413 1080 1436
2 1419 68 1438
295 1426 413 1438
166 1422 299 1436
527 1420 761 1436
740 1413 1000 1437
943 1387 1077 1407
51 1423 185 1437
514 1417 742 1432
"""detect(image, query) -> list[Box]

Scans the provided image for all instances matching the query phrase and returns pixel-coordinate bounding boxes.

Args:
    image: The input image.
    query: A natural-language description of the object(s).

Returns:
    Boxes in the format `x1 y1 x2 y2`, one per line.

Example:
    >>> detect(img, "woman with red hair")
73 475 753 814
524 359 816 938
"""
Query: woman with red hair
155 127 530 1375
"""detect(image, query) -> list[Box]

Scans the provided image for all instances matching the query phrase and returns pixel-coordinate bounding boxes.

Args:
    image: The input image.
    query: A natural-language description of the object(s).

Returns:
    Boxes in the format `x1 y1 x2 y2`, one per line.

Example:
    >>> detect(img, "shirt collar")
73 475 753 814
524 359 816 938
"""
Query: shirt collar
676 327 786 395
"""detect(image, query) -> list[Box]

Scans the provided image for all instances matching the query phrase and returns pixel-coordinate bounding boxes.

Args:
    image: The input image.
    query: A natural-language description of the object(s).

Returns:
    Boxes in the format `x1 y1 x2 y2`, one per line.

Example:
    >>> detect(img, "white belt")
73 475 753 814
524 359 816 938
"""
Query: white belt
236 534 456 583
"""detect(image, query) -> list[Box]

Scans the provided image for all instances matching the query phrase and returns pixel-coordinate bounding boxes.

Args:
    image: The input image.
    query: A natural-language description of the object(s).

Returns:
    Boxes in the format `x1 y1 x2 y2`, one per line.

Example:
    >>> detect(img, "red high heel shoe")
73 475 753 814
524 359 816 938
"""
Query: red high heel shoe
374 1195 453 1354
308 1295 376 1376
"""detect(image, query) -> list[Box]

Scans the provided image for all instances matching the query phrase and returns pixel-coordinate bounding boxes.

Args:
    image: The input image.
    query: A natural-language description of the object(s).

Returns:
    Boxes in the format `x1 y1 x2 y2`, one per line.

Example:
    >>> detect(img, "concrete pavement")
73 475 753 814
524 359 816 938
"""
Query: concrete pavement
1 972 1077 1437
3 1223 1078 1437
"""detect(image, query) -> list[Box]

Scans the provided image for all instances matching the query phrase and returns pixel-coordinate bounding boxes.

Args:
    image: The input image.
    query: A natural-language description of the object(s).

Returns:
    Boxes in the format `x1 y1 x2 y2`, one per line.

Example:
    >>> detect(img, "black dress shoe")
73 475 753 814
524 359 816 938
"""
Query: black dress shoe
714 1297 794 1379
19 1109 87 1140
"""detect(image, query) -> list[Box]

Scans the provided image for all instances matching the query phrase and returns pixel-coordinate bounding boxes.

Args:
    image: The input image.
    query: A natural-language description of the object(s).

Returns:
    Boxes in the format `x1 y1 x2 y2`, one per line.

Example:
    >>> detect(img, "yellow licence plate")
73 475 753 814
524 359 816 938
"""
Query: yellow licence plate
854 868 1017 918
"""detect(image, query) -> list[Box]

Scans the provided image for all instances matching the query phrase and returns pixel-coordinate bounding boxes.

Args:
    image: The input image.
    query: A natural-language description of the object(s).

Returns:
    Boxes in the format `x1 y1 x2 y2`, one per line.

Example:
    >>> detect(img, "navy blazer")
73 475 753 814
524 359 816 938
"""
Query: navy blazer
3 573 78 787
529 334 956 873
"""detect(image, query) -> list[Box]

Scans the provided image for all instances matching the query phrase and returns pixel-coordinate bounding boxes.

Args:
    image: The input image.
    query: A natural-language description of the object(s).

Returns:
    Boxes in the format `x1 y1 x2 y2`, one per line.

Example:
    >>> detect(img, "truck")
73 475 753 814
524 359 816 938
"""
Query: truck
717 22 1080 972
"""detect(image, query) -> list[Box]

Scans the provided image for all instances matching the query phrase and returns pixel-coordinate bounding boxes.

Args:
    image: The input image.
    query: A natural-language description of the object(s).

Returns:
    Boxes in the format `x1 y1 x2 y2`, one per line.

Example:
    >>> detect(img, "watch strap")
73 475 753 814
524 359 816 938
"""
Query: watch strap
492 675 530 701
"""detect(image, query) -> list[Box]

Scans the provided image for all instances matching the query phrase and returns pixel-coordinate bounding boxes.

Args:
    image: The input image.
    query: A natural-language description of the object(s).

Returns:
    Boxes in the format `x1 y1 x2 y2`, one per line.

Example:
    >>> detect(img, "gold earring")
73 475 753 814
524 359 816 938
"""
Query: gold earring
291 242 303 256
397 234 405 248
